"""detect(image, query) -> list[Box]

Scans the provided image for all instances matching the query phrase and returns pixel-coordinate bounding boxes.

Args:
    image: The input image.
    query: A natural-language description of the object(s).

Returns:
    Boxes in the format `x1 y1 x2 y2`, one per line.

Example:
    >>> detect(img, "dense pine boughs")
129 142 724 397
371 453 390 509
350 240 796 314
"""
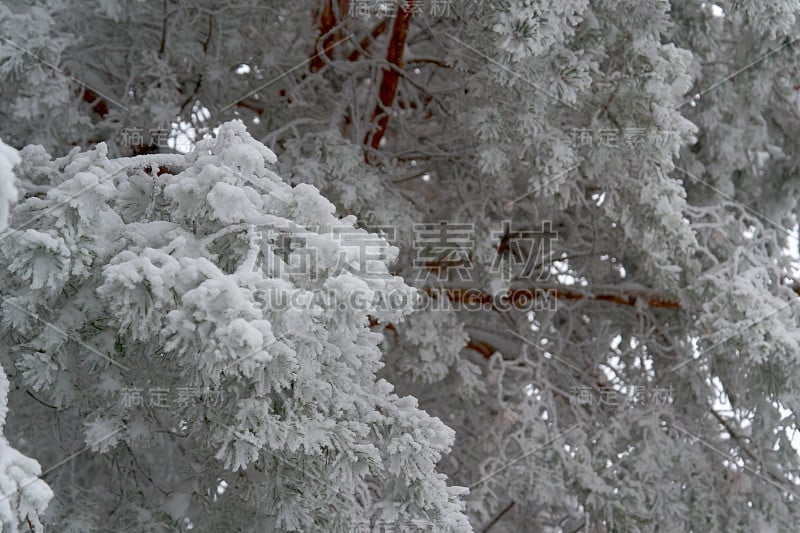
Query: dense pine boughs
0 122 469 531
2 0 800 531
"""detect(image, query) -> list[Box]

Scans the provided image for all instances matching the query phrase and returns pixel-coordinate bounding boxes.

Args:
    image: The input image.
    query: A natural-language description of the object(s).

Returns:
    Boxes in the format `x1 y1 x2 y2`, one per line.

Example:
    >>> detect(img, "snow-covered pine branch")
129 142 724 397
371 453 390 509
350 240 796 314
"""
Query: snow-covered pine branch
0 121 469 531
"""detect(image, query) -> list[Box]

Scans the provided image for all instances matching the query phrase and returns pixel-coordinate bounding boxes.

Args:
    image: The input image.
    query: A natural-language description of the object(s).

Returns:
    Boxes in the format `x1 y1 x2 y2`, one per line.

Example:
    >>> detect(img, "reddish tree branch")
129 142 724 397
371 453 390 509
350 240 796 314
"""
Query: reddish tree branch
436 282 800 359
369 318 499 360
435 287 681 311
368 283 685 361
235 99 264 117
363 0 416 159
310 0 350 72
466 339 497 359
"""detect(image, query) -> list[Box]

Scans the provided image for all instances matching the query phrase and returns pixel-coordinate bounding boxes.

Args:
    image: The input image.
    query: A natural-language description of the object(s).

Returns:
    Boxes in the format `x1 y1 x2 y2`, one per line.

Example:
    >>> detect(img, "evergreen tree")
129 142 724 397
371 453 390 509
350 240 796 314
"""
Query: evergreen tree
2 0 800 530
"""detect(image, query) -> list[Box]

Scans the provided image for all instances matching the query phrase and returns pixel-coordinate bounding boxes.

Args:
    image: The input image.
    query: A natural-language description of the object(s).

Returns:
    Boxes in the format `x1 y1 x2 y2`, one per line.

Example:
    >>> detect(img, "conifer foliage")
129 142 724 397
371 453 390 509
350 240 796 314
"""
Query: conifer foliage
2 0 800 531
0 122 471 530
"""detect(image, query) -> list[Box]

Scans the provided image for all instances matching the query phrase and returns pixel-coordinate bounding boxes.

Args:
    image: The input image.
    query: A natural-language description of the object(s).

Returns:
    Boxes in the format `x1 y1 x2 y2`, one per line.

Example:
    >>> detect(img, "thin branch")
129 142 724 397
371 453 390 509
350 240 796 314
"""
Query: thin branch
710 409 758 463
26 390 59 410
348 19 390 62
406 57 451 68
482 501 515 532
158 0 168 57
178 15 213 115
